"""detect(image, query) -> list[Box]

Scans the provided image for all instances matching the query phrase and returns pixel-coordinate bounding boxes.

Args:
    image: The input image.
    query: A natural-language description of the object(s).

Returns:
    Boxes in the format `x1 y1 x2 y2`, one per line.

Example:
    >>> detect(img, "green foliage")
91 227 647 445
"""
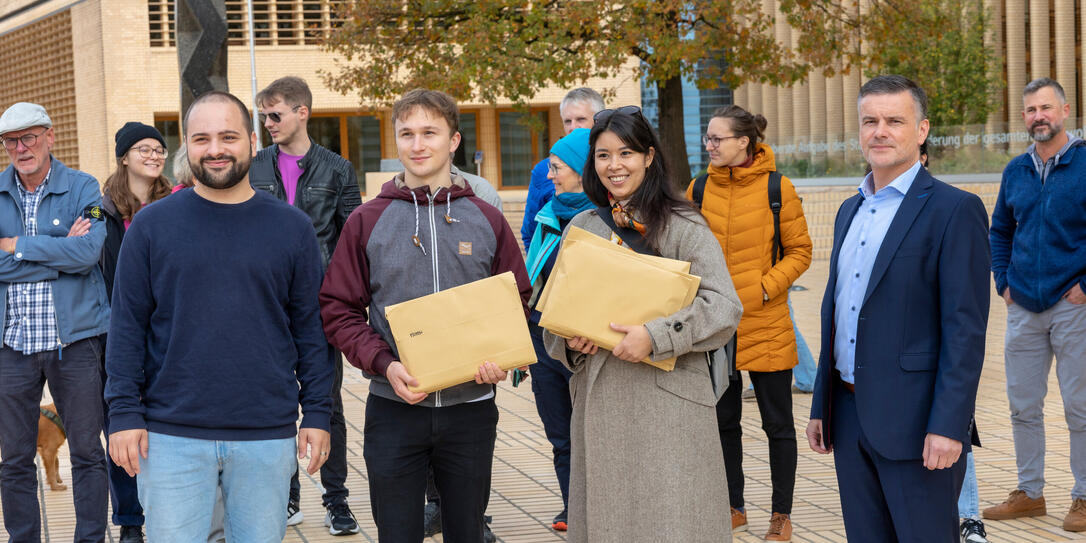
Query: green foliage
861 0 1002 127
319 0 850 108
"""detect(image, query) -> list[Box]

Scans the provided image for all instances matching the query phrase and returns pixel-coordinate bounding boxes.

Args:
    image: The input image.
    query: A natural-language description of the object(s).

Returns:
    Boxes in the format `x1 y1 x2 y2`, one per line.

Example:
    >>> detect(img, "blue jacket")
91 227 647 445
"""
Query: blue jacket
811 169 990 461
520 158 555 250
0 158 110 345
990 141 1086 313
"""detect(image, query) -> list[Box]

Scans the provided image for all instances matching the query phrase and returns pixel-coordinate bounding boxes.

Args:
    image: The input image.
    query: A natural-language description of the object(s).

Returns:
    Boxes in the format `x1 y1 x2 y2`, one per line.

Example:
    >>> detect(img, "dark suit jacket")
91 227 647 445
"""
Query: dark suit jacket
810 167 990 461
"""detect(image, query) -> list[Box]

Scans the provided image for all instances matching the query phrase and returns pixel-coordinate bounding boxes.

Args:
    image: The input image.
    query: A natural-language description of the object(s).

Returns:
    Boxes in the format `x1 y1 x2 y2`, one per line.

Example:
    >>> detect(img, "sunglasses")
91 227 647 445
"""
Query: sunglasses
258 105 301 124
593 105 644 124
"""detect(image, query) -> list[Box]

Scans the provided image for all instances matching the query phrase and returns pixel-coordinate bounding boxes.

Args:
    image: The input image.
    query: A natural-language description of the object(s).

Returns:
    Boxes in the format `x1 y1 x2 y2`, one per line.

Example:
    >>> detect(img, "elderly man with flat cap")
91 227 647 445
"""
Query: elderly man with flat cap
0 102 110 542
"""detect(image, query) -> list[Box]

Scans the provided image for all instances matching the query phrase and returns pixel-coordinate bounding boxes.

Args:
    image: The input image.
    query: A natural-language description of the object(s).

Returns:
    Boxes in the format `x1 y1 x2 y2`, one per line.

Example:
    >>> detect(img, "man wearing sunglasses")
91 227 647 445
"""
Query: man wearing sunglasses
0 102 111 542
250 76 363 536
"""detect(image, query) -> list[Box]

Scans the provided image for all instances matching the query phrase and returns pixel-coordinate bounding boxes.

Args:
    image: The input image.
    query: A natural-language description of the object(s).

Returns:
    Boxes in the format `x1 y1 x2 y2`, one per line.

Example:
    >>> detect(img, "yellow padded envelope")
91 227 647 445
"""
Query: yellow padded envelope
537 227 701 371
384 272 535 394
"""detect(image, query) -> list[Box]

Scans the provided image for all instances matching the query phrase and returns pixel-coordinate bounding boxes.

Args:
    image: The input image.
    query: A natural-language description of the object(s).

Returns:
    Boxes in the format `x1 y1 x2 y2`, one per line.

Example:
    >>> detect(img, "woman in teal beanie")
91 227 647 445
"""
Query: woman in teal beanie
524 127 594 532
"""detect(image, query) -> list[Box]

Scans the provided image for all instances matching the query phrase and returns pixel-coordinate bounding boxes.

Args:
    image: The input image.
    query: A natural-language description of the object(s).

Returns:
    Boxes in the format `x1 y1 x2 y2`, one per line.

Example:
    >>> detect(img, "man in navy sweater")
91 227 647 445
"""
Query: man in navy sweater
105 91 334 542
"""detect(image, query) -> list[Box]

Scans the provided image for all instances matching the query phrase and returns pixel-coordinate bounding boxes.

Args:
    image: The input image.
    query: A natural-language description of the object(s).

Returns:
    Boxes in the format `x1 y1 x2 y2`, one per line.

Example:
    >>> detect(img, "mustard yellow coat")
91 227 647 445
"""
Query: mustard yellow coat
686 144 812 372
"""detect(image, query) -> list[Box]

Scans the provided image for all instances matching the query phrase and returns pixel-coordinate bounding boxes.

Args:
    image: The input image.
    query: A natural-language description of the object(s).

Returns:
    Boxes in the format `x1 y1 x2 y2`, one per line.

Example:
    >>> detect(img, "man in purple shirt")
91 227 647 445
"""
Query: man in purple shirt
249 76 363 536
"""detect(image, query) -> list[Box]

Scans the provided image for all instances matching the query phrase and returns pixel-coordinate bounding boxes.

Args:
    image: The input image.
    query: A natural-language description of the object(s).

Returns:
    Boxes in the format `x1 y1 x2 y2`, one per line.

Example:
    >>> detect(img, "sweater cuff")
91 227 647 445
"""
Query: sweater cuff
108 412 147 434
373 349 397 377
300 412 331 433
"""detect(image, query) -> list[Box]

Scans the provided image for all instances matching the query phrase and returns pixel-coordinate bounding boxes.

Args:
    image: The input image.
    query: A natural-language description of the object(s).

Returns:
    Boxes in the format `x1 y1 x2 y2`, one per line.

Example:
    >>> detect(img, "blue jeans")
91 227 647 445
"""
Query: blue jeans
137 432 295 543
0 338 108 543
958 451 980 520
790 297 817 392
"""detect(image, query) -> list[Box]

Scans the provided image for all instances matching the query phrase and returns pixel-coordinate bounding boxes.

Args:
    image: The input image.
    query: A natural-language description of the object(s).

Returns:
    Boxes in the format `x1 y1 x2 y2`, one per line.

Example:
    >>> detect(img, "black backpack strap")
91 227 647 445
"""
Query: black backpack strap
768 171 784 266
692 173 709 209
594 208 659 256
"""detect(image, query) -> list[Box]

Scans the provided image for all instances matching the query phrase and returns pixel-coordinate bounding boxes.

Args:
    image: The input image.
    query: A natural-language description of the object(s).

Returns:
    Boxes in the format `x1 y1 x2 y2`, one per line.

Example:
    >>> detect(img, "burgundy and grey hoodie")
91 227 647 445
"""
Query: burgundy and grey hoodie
319 173 531 407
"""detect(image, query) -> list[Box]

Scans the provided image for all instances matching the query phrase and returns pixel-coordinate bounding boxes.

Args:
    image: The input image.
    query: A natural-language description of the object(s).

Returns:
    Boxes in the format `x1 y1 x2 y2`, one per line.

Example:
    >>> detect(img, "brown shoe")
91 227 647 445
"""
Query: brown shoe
1064 498 1086 531
982 489 1046 520
765 512 792 541
731 507 748 532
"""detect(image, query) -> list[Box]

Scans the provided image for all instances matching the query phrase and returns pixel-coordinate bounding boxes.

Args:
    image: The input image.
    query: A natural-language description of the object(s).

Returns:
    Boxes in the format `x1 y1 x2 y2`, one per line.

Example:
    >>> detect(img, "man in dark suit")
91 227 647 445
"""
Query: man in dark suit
804 75 990 542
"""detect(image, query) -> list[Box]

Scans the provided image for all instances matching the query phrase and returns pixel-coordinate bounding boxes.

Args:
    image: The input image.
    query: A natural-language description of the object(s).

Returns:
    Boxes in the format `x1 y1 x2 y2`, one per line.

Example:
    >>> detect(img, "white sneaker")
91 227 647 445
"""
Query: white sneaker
287 498 304 526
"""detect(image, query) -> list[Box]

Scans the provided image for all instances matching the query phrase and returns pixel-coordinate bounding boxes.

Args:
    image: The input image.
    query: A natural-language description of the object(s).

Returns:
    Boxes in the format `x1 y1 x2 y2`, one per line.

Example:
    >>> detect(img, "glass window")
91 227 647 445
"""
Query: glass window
307 116 341 153
154 118 181 182
345 115 381 182
499 110 549 187
453 112 478 174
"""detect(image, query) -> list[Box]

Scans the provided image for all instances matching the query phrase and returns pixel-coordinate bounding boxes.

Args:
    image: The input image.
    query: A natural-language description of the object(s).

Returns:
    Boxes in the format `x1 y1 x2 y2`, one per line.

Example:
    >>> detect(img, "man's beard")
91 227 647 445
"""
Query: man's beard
190 154 250 190
1029 120 1061 142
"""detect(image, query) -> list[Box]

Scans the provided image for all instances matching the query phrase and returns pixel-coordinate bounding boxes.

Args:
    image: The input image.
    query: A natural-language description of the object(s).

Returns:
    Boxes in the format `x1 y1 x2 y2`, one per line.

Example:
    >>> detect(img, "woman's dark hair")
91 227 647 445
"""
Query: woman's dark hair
103 156 172 221
582 110 696 250
711 105 768 158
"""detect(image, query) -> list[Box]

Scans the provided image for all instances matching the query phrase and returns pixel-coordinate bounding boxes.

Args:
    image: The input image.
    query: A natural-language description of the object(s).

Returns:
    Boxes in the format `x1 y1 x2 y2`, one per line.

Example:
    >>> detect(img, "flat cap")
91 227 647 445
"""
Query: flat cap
0 102 52 136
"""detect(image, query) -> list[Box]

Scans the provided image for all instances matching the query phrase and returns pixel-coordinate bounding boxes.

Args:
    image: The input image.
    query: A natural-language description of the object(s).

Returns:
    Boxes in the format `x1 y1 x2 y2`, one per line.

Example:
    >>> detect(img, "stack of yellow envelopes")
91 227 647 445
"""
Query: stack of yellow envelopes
537 227 701 371
384 272 535 393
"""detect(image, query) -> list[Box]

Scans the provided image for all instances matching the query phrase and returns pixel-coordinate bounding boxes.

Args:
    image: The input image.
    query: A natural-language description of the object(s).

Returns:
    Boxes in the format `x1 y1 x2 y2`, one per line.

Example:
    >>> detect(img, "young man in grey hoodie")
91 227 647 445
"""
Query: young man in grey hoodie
319 89 530 543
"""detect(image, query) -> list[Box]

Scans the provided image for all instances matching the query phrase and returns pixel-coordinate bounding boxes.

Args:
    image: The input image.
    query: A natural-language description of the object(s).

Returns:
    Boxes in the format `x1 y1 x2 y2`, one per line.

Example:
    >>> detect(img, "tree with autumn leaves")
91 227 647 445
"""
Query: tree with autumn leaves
320 0 998 185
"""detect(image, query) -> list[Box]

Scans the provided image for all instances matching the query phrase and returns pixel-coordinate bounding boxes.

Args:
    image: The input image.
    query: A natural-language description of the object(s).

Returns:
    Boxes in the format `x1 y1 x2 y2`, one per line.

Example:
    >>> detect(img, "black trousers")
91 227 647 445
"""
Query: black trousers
364 394 497 543
716 369 797 515
290 345 348 507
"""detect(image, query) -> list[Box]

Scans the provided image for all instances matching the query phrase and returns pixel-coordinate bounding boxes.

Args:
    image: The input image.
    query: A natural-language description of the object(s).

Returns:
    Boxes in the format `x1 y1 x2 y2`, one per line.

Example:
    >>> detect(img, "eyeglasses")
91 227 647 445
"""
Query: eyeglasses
131 145 168 159
1 129 48 150
702 134 742 149
593 105 644 125
258 105 301 124
547 162 564 176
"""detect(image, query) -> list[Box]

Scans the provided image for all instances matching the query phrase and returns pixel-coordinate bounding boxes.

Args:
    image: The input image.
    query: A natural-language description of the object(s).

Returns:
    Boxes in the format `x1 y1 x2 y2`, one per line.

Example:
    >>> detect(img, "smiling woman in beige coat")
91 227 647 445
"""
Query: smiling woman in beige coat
542 107 743 543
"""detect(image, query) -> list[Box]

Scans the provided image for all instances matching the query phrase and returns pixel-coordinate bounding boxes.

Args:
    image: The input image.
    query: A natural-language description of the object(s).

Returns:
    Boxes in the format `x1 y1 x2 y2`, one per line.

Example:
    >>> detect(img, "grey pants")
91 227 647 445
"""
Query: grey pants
1005 299 1086 500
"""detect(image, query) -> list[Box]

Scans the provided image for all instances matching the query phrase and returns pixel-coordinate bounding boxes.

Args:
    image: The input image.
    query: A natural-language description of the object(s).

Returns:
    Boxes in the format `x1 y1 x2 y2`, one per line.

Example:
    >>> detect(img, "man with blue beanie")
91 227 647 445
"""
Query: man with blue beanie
524 127 595 532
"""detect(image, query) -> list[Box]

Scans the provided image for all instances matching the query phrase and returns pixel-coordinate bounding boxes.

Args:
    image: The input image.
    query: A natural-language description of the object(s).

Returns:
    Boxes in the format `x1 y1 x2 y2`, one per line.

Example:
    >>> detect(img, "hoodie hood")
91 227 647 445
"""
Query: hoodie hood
706 143 777 186
376 172 476 203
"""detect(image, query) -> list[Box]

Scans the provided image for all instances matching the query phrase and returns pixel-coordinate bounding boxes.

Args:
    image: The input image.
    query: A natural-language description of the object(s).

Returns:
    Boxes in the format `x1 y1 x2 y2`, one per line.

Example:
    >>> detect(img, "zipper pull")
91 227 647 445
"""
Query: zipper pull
412 234 427 255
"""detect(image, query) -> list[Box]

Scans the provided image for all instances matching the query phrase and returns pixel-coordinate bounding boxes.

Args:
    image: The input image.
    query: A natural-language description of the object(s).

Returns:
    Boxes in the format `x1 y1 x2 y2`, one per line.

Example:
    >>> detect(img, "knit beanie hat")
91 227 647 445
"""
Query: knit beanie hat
549 128 591 176
115 122 166 157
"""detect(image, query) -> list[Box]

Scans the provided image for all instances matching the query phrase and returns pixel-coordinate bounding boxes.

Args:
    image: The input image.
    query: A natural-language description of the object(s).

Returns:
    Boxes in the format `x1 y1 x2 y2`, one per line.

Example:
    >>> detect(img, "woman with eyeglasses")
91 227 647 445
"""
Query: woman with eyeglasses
690 105 812 541
98 122 173 543
541 107 743 542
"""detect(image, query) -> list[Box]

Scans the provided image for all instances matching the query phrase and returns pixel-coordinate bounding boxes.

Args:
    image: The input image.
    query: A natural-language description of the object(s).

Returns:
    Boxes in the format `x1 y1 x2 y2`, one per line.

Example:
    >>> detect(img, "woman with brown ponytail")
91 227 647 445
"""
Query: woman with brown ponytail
688 105 812 541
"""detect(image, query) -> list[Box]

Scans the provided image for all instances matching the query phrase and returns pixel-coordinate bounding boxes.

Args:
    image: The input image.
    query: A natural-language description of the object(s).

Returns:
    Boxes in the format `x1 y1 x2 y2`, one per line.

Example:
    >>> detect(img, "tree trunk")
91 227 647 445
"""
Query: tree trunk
655 75 692 189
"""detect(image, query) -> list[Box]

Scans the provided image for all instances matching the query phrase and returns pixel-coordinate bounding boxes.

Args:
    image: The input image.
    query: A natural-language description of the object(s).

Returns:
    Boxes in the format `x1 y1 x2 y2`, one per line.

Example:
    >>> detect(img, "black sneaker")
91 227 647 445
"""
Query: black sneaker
287 497 304 526
423 502 442 536
118 525 144 543
960 518 988 543
484 515 496 543
552 508 568 531
325 502 361 536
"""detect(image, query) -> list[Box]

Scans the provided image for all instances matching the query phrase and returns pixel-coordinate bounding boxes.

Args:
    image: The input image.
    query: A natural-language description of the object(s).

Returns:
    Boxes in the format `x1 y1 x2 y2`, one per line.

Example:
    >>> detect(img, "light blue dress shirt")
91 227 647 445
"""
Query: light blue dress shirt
833 161 922 384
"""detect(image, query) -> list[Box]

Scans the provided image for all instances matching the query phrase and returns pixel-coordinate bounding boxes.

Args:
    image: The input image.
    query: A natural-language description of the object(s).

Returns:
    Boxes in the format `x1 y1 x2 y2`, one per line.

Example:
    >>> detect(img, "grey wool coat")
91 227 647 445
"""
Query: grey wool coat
543 208 743 543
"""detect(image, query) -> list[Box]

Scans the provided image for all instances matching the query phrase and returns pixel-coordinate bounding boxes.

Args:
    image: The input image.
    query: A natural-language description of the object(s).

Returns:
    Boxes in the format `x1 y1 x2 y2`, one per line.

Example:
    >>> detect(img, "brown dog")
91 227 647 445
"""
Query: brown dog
37 403 67 491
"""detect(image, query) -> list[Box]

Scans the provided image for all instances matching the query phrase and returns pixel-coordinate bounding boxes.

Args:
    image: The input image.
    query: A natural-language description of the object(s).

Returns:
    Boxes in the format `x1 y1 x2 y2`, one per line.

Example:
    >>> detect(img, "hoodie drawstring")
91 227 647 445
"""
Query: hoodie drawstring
443 189 459 224
410 190 426 255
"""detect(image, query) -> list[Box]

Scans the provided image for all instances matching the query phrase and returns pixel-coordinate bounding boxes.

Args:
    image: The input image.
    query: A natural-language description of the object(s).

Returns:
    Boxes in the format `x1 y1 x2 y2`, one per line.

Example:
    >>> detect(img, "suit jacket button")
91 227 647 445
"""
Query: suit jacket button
673 322 683 332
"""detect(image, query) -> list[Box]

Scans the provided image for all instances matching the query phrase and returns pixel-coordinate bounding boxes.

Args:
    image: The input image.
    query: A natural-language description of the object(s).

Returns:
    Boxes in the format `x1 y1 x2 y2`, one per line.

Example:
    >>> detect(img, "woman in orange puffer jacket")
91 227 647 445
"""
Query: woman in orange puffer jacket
686 105 812 541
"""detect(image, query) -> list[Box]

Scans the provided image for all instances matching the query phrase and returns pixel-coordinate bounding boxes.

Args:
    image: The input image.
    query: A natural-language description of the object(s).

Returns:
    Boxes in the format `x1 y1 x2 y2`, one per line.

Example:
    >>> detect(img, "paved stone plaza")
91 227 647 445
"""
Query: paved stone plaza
8 259 1085 542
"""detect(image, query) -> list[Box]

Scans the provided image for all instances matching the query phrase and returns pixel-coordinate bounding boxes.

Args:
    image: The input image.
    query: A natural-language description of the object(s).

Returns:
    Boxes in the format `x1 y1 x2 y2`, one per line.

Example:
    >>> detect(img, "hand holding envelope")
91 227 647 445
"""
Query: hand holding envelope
537 226 701 371
384 272 536 394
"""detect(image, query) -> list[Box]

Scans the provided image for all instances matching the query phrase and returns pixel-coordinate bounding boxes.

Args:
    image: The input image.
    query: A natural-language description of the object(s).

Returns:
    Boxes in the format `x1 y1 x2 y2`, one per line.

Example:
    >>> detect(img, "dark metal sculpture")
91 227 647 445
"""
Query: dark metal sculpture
176 0 229 116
